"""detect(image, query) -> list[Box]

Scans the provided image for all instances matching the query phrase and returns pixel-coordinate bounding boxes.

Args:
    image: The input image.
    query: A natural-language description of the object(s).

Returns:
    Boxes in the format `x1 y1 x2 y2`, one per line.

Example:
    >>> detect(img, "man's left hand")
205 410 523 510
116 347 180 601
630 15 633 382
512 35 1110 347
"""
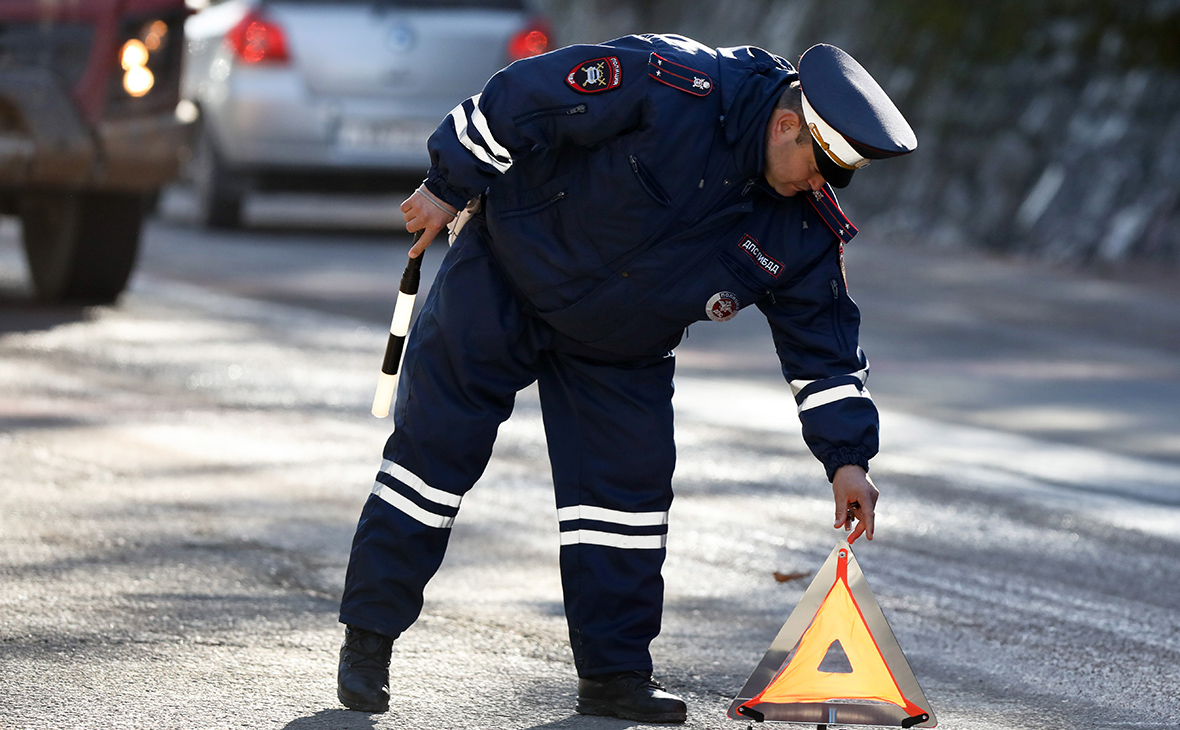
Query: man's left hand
832 465 879 544
400 187 458 257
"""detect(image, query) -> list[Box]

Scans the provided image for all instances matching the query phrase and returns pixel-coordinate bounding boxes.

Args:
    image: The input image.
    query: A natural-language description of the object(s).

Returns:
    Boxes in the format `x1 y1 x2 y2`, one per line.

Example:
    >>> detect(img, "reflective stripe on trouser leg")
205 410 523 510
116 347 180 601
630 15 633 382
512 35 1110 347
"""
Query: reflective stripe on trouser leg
340 221 543 639
538 350 677 676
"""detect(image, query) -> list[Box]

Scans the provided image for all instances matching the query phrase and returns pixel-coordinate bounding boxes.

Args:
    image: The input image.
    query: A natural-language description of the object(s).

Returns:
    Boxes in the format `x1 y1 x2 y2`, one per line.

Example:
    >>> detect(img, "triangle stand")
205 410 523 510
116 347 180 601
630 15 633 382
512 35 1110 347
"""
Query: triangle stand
727 540 937 728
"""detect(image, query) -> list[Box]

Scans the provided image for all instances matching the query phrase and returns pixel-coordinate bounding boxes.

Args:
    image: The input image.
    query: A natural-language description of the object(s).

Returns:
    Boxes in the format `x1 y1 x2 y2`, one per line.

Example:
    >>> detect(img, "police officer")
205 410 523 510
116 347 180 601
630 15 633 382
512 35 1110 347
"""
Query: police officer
337 34 916 723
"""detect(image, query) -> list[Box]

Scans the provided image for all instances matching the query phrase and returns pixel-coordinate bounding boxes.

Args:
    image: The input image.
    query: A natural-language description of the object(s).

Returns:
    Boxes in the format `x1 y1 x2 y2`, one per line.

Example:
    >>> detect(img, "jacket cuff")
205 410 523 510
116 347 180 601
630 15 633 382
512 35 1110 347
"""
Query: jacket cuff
422 170 472 212
820 446 871 482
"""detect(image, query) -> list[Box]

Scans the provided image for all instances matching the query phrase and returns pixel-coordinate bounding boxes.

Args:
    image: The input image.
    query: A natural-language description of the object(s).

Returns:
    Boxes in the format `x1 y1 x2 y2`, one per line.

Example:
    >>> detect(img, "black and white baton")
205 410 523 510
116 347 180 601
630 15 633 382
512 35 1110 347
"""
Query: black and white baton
371 230 424 418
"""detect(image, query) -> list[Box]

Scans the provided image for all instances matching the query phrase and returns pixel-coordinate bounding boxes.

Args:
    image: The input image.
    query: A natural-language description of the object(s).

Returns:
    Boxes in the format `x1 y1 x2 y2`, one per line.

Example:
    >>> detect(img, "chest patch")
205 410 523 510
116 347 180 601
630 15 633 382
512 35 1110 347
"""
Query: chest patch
566 56 622 94
739 235 782 278
706 291 740 322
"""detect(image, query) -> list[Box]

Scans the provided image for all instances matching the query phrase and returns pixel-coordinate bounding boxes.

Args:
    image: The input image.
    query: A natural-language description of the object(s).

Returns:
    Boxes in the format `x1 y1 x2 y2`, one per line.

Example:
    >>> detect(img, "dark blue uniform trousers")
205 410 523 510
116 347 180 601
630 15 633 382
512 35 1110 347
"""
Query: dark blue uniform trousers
340 219 676 677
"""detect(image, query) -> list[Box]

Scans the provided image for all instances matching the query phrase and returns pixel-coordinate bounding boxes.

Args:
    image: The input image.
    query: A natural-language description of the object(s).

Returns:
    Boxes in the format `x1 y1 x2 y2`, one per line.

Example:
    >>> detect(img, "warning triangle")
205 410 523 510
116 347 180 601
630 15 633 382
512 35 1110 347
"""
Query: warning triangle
727 540 937 728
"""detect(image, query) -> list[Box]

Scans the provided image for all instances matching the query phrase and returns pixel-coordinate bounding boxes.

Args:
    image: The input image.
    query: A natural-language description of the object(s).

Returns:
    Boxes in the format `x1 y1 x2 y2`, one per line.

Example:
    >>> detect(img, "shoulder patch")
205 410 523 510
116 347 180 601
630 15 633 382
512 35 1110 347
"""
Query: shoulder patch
807 185 858 244
647 52 713 97
566 56 622 94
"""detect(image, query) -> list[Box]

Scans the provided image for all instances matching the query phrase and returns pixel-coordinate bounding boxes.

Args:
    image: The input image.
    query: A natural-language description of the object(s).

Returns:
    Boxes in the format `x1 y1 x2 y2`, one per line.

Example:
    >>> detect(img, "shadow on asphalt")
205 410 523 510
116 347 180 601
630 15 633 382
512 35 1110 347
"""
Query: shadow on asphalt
516 716 635 729
280 709 378 729
275 709 634 730
0 285 93 334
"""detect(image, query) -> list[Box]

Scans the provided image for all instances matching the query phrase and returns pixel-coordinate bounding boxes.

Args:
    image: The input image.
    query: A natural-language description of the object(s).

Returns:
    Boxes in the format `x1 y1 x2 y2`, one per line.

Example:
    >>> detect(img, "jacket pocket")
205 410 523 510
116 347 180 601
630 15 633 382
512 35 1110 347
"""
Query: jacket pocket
719 252 771 296
499 190 566 219
486 174 603 300
629 154 672 206
513 103 588 125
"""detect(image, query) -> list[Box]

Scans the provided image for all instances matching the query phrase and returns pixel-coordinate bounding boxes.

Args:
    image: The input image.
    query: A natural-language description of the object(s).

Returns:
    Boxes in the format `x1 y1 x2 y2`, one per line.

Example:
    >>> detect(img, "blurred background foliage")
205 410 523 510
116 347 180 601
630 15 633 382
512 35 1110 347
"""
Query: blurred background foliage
535 0 1180 268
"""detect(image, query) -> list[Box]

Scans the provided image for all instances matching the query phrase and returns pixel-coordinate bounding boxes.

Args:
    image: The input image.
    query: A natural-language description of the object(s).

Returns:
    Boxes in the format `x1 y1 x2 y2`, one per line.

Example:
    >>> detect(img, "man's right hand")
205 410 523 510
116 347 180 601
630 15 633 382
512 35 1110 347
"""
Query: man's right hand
399 187 458 257
832 464 878 544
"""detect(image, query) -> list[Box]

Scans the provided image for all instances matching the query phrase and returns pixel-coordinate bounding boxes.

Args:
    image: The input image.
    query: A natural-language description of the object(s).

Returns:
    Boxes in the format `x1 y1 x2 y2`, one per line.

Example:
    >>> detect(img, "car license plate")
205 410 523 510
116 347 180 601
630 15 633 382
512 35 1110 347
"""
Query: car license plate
336 119 436 153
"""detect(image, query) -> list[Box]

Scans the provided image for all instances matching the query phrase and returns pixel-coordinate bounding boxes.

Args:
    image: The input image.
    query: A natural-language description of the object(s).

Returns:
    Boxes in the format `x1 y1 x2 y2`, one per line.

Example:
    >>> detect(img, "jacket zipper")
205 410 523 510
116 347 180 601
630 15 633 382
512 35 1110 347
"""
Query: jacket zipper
629 154 671 206
513 103 587 125
500 191 566 218
830 278 848 351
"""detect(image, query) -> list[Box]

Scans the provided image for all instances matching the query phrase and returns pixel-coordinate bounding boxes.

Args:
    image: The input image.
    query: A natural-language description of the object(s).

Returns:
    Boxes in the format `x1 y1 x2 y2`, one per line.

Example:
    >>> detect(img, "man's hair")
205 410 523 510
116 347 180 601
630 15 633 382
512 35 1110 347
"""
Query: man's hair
775 82 811 146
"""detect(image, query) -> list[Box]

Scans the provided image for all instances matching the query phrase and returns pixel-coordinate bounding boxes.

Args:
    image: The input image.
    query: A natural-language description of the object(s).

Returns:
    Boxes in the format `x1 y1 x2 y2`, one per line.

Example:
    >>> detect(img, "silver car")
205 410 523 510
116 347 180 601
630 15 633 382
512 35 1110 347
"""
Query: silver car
182 0 551 228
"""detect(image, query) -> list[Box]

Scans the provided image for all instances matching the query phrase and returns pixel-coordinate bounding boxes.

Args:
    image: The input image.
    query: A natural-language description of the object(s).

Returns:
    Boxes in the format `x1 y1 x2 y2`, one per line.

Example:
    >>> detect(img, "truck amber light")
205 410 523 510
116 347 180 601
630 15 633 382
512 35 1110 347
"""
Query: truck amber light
121 39 154 96
124 65 155 97
226 11 290 64
121 39 149 69
508 22 550 61
144 20 169 51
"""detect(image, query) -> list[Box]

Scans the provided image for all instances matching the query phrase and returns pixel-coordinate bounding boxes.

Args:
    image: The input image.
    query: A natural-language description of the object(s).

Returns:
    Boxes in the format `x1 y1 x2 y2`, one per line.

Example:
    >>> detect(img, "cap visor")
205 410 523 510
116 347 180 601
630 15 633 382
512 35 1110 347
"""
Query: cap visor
812 138 854 189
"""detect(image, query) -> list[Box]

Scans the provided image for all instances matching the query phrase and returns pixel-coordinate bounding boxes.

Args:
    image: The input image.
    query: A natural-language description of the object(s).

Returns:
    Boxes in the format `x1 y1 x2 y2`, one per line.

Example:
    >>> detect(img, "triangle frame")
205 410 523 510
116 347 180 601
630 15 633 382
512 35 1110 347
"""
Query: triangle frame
727 540 937 728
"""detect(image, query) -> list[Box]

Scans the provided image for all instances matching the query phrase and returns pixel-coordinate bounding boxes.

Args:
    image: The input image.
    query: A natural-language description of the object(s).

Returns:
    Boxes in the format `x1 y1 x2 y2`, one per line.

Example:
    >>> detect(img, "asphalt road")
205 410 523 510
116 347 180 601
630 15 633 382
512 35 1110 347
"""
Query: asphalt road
1 188 1178 730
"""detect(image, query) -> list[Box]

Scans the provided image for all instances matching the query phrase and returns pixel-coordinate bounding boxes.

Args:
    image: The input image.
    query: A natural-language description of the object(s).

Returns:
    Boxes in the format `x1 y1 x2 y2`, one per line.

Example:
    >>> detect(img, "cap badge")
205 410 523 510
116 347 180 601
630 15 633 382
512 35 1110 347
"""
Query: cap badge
566 56 622 94
706 291 740 322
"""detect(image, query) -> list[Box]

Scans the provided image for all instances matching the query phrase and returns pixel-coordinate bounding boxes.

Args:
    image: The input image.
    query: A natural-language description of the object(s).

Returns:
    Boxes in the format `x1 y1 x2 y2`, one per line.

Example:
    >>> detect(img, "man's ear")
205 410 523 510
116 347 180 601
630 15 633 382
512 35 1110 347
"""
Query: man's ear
770 108 803 143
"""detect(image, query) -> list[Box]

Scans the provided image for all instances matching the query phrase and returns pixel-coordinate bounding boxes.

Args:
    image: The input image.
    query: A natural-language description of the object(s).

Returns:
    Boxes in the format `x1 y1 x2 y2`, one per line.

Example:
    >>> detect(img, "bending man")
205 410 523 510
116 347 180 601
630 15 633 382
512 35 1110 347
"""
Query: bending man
337 34 916 724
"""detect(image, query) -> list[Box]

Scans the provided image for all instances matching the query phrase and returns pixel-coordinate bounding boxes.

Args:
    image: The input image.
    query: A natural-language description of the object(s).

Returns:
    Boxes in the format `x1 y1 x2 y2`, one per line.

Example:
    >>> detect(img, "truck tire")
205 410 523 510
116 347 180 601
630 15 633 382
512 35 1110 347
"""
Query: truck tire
19 191 144 305
192 124 244 229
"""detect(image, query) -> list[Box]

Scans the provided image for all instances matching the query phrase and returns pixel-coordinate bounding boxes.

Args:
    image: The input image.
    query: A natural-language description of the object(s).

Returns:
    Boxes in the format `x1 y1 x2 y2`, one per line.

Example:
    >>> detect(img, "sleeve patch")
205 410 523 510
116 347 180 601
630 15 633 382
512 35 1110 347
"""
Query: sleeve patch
647 52 712 96
566 56 622 94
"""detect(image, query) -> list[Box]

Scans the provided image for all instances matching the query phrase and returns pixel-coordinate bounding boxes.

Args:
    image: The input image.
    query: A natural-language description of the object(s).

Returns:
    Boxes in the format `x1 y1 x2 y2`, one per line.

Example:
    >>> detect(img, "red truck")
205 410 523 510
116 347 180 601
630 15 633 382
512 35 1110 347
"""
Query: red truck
0 0 191 304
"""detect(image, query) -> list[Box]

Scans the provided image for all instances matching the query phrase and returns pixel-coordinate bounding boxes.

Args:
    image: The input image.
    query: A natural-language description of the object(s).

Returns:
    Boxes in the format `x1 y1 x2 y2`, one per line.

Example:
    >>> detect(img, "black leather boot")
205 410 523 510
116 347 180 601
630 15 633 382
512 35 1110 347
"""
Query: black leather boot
576 670 687 724
337 625 393 712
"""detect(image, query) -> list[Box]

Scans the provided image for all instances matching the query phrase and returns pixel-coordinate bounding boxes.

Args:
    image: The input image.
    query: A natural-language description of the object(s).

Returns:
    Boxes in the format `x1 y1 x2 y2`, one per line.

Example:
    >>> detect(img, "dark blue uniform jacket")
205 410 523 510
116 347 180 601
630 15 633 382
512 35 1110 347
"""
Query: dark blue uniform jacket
422 34 877 479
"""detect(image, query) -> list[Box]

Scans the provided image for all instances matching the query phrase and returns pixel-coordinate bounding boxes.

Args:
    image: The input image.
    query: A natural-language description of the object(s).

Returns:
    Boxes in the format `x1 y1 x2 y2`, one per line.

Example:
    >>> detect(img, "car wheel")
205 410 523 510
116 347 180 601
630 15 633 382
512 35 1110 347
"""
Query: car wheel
192 123 244 229
19 191 144 305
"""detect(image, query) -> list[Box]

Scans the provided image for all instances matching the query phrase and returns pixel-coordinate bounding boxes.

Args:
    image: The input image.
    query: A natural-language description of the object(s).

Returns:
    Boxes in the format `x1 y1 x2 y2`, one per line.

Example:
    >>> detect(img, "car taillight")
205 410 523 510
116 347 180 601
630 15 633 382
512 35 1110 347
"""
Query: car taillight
225 10 290 64
507 20 551 61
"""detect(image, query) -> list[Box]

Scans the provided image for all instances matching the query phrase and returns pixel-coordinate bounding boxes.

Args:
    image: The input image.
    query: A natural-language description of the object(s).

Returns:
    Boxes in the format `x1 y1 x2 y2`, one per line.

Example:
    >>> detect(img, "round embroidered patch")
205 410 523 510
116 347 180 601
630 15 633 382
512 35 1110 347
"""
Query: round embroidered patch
706 291 740 322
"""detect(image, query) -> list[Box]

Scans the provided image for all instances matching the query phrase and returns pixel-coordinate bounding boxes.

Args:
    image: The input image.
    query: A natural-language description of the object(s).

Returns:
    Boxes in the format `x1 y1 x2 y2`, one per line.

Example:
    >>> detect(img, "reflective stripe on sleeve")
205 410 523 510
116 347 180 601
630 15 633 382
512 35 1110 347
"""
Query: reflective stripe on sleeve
468 94 513 162
788 377 816 396
790 363 868 396
447 95 512 174
797 384 873 413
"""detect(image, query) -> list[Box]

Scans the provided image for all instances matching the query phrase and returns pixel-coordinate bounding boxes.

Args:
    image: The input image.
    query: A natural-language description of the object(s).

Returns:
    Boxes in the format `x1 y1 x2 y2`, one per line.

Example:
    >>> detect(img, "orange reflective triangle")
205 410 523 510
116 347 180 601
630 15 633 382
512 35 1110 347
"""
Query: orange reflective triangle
727 540 937 728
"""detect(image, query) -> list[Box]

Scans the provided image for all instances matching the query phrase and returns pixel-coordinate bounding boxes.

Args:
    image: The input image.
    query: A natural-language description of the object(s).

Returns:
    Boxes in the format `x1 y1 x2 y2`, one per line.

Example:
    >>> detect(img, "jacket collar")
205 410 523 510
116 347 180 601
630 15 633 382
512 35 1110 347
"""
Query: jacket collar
714 45 797 178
